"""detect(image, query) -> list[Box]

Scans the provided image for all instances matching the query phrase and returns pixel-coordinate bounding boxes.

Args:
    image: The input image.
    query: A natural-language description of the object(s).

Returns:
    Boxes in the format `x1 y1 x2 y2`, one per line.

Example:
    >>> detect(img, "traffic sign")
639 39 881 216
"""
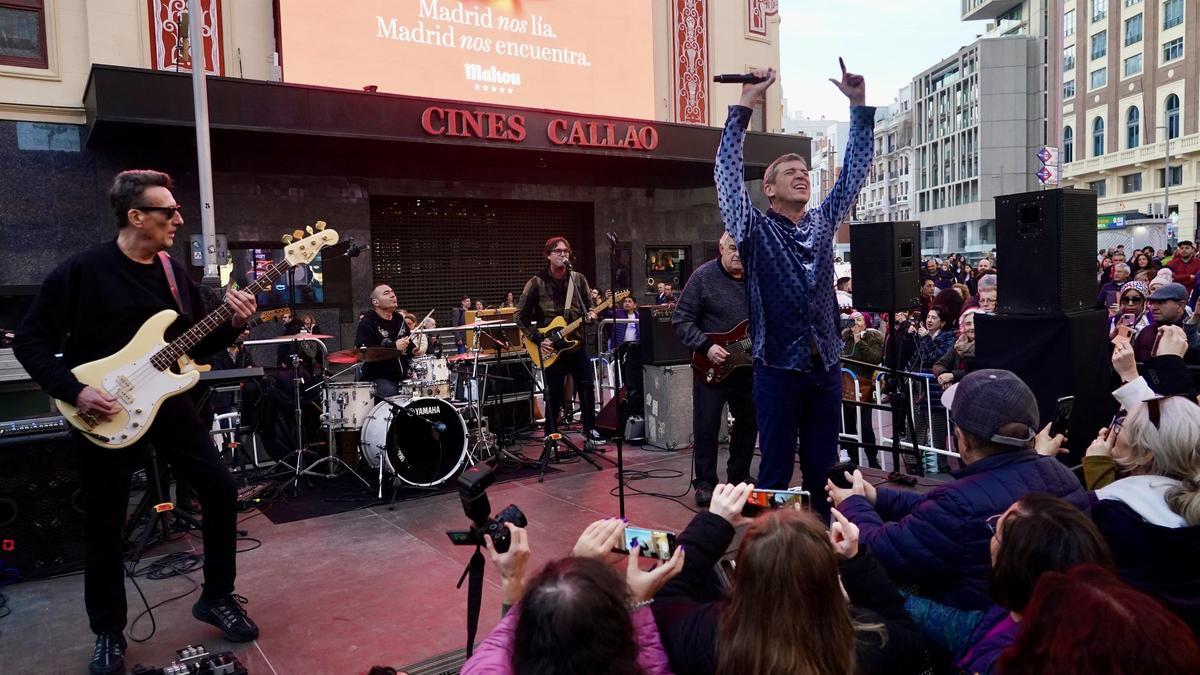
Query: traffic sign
1036 165 1059 184
1037 146 1060 165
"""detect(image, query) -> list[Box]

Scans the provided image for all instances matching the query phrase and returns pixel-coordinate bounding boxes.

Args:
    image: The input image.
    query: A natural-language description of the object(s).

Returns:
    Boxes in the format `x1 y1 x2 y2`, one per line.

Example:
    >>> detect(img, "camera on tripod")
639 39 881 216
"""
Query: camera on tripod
446 461 527 553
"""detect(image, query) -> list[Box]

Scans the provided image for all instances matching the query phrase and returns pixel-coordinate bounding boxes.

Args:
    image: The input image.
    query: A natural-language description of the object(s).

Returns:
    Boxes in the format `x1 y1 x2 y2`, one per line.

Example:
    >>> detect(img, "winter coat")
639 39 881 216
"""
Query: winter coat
837 450 1089 610
1091 476 1200 637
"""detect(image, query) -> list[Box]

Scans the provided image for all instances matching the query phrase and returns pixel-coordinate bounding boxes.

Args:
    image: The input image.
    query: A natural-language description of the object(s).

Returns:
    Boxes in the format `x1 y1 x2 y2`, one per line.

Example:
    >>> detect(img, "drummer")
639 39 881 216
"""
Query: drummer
356 284 414 399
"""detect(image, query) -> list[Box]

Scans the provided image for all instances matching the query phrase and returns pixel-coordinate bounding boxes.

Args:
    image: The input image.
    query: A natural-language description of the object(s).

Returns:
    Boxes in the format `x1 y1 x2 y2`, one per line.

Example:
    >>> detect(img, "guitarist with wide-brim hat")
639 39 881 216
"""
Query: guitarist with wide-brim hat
672 232 758 507
12 170 262 674
515 236 604 451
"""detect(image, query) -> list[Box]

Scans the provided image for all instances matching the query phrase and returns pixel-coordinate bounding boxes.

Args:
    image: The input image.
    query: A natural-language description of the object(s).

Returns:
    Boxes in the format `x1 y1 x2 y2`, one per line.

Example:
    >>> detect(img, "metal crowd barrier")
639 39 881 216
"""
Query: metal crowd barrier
839 357 960 475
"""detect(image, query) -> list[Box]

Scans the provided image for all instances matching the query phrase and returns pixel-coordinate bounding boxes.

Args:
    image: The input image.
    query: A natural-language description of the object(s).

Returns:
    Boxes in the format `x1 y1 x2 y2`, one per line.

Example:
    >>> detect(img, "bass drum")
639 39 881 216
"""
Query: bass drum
359 397 468 487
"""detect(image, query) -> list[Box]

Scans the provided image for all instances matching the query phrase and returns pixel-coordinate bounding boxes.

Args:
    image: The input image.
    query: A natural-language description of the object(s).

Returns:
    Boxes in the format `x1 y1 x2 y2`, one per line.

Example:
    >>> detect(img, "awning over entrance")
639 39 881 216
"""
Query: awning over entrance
83 65 808 189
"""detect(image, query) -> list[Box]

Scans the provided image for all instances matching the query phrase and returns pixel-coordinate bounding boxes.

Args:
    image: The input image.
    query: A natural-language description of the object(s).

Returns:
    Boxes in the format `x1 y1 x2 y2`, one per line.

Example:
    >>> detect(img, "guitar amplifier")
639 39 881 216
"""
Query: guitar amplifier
642 364 729 451
0 426 86 580
638 307 688 366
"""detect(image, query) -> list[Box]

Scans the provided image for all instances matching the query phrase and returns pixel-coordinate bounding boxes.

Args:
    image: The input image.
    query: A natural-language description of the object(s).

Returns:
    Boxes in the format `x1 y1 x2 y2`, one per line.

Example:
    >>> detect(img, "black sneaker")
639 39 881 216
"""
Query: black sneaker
89 631 126 675
695 484 714 508
192 593 260 642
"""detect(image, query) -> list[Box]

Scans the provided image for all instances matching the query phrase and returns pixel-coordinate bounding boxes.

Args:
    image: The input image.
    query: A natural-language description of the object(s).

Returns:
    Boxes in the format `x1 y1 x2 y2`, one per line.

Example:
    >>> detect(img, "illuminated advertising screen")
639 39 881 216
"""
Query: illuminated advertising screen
278 0 655 120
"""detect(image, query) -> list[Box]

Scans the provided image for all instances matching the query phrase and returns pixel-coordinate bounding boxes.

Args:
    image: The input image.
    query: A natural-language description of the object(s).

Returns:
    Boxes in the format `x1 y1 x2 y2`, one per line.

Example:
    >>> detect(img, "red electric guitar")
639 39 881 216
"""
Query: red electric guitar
690 320 753 384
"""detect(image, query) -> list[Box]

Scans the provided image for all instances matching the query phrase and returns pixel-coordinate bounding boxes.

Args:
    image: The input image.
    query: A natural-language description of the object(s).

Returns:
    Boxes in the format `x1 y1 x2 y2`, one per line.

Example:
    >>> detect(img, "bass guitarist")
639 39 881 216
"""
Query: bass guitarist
671 232 757 507
515 236 604 451
12 170 261 675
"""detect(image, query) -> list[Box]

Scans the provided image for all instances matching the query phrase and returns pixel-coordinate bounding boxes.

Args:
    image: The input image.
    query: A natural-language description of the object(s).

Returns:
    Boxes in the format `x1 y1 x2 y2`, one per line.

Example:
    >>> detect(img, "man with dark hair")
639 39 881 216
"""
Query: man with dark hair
715 61 874 513
827 369 1088 610
673 232 757 506
355 284 413 399
1134 282 1200 362
515 236 603 449
836 276 853 311
452 295 471 353
13 170 260 674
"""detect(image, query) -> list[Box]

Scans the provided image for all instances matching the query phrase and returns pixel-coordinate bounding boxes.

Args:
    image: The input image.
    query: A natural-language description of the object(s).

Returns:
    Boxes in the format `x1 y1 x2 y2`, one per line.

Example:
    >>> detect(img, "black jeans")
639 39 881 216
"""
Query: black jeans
692 369 757 488
543 347 595 436
78 396 239 635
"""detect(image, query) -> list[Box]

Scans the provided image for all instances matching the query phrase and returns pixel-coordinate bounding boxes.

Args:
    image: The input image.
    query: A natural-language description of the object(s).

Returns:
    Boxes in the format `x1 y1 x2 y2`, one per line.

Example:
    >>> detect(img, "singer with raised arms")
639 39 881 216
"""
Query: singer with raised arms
715 61 875 514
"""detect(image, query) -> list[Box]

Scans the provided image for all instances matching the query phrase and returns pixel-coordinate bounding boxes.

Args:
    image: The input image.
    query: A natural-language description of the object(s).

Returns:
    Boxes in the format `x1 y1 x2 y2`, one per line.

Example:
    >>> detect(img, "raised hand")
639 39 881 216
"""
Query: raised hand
739 68 777 109
572 518 625 560
828 58 866 107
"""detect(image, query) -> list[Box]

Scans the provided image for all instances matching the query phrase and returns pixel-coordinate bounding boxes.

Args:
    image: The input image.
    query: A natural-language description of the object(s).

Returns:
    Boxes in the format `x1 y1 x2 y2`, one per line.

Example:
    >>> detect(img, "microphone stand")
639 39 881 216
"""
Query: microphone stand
605 243 629 518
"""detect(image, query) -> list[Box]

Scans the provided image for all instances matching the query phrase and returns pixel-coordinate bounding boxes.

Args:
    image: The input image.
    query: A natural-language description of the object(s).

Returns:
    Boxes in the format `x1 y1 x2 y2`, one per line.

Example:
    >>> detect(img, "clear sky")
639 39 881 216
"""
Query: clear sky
777 0 989 120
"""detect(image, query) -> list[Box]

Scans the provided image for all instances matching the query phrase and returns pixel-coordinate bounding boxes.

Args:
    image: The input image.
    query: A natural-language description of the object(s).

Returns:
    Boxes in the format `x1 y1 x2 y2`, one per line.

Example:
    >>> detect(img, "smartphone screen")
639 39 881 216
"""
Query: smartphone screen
1049 396 1074 438
615 526 678 561
742 489 811 516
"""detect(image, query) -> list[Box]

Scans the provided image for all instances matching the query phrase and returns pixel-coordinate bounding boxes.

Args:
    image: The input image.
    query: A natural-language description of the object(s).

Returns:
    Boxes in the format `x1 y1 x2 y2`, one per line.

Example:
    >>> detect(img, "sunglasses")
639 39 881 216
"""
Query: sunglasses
1120 296 1144 304
135 204 182 219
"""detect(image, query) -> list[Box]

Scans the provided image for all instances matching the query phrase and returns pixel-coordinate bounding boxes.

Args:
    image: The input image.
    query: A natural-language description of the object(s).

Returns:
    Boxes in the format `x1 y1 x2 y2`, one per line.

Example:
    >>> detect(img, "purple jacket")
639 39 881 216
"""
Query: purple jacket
460 604 673 674
838 450 1088 610
954 605 1017 674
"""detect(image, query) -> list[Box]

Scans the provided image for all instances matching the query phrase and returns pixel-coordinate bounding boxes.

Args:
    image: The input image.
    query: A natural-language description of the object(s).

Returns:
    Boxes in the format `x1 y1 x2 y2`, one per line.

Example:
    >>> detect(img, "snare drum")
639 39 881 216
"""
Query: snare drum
322 382 375 430
359 397 468 487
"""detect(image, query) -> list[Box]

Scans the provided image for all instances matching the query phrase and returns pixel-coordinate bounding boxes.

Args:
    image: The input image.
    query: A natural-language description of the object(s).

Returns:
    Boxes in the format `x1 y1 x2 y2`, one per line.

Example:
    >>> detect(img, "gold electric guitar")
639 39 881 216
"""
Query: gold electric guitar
59 222 339 448
523 290 630 369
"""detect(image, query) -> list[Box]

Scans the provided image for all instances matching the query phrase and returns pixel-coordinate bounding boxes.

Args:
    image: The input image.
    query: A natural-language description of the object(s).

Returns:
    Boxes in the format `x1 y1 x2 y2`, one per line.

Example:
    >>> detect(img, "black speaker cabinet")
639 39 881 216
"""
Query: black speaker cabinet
639 306 688 365
849 221 921 312
0 429 86 580
974 310 1114 458
995 188 1098 314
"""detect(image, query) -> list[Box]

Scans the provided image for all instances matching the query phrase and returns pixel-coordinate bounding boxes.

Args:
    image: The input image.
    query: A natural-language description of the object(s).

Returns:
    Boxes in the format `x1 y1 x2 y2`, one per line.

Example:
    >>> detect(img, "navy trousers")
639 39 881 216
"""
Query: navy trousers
752 361 842 516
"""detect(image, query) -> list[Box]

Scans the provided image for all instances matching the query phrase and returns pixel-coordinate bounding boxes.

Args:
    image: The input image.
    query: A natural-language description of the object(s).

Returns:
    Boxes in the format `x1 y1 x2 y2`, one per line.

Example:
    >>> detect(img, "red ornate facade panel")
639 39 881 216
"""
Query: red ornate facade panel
147 0 224 75
749 0 779 37
673 0 709 126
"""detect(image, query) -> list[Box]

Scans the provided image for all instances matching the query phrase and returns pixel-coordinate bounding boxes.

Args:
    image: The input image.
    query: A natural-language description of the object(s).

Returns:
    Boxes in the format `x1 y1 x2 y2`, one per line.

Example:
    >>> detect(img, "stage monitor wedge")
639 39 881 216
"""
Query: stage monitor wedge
849 221 921 312
995 188 1098 315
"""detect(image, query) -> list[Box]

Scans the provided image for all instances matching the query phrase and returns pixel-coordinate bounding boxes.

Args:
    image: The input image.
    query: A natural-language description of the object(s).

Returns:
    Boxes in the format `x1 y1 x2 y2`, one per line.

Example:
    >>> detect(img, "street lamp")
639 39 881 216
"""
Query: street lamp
1155 124 1171 233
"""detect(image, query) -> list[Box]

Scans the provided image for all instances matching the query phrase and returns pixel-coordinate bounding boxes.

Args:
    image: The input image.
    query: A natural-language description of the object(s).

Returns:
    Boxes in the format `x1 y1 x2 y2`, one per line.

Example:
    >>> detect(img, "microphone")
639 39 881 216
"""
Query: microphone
347 241 370 258
713 73 769 84
432 421 447 433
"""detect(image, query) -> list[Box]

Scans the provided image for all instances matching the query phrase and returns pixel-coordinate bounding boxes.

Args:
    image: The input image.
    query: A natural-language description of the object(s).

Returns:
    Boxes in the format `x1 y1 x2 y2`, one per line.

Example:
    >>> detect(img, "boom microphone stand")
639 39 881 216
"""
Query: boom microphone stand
606 233 629 518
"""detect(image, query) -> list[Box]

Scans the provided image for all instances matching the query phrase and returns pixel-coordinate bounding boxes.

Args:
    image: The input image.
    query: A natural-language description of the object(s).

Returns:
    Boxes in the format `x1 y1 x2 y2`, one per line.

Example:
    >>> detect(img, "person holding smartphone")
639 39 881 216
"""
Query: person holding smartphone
1108 281 1151 339
652 484 927 675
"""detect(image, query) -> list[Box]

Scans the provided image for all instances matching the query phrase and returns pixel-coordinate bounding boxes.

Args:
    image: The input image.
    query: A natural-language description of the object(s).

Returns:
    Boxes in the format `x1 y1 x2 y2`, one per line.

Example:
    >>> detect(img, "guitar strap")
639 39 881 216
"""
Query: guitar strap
157 251 185 314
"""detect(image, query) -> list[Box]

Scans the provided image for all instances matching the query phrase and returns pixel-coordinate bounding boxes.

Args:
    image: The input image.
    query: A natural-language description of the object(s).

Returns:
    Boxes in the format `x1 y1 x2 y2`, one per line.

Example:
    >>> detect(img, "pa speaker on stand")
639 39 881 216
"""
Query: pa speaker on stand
848 221 921 313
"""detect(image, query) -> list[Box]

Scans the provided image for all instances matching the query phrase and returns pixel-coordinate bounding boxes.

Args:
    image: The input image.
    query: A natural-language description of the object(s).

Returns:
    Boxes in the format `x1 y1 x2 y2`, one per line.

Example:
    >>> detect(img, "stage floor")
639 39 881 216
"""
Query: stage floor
1 438 721 674
2 434 939 674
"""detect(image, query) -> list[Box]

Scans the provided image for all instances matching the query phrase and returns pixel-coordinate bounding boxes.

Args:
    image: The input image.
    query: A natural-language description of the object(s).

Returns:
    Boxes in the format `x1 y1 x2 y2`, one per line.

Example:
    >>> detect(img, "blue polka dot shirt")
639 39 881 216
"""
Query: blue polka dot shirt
716 104 876 372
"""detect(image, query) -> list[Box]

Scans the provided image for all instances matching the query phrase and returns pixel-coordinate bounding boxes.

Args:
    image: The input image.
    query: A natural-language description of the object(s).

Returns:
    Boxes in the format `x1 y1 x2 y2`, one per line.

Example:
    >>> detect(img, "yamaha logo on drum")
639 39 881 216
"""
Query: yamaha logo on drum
410 406 441 416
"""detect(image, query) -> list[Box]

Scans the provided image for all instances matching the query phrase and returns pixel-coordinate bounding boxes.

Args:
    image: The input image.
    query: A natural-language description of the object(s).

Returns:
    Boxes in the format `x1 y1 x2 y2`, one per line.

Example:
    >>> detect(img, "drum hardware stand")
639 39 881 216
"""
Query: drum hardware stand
123 444 203 556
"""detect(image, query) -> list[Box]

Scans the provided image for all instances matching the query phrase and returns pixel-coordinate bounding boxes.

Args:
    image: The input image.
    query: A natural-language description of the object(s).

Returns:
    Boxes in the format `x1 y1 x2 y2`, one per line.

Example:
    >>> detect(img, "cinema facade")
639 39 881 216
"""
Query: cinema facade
0 1 804 344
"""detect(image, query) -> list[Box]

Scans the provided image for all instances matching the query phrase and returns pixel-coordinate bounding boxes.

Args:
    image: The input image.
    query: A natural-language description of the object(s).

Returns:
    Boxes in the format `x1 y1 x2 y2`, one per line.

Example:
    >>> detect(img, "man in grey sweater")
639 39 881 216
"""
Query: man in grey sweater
672 233 757 506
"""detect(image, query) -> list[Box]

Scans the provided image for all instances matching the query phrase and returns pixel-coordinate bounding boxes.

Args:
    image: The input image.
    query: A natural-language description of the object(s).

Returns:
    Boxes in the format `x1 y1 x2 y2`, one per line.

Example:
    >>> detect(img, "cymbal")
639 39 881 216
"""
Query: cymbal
327 347 398 365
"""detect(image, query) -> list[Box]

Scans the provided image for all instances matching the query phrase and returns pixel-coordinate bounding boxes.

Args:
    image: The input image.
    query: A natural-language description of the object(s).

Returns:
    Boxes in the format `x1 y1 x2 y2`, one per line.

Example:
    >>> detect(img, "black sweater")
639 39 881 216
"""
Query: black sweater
652 512 928 675
671 258 749 354
13 240 238 405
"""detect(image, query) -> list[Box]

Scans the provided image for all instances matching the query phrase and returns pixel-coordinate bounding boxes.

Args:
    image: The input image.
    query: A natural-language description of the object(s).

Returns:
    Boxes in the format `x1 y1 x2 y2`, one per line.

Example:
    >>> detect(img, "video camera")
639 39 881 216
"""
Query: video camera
446 462 527 553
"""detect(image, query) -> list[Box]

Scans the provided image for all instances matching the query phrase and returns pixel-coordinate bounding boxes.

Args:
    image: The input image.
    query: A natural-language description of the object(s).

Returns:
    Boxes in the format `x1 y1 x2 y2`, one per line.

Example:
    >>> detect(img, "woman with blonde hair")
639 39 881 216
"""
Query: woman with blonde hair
1086 327 1200 634
652 484 926 674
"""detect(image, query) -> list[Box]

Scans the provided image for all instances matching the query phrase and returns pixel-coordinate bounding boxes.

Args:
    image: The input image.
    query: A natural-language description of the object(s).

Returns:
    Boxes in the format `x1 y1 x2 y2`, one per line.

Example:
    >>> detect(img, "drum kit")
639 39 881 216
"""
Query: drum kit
270 318 525 495
231 318 533 498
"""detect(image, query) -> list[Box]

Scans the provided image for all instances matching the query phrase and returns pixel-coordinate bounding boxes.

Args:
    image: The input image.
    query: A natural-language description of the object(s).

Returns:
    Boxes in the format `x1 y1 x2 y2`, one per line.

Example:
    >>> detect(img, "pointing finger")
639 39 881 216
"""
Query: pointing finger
839 57 847 75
